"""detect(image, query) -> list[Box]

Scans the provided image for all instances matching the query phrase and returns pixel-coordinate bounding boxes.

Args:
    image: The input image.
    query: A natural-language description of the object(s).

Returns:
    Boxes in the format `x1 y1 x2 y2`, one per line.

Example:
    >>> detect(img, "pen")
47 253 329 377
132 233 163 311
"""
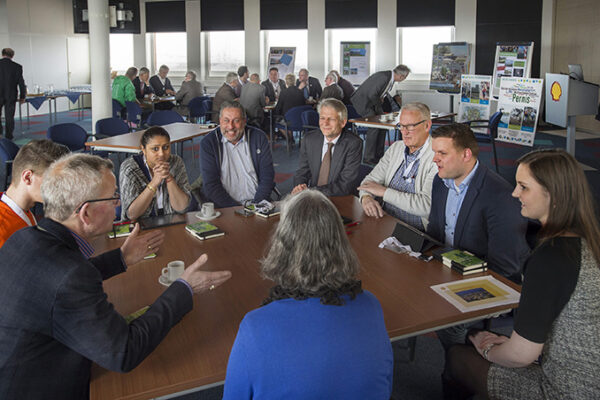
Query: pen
346 221 362 228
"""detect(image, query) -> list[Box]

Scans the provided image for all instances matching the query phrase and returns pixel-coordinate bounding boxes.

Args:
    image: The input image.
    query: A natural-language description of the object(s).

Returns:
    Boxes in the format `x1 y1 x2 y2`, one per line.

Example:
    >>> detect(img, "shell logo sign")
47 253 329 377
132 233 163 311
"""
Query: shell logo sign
550 81 562 101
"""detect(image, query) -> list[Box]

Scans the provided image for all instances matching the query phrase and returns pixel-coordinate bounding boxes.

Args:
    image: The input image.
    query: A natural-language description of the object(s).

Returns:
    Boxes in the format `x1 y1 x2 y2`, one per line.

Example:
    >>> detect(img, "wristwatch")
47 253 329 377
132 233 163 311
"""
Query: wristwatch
483 343 496 361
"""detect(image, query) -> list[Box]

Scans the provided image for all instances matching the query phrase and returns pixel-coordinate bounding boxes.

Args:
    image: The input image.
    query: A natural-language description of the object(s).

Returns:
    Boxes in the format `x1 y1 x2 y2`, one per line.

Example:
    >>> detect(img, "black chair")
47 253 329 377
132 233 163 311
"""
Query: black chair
462 110 503 173
126 101 143 130
275 105 313 153
188 96 211 123
47 123 93 152
95 117 130 138
112 99 124 119
0 138 19 190
202 99 215 122
300 109 319 147
147 110 185 126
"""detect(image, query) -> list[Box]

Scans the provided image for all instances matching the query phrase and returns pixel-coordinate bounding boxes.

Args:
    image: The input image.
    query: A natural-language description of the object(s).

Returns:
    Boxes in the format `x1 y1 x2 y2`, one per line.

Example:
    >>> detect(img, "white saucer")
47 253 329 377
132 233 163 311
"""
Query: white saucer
195 211 221 221
158 275 173 287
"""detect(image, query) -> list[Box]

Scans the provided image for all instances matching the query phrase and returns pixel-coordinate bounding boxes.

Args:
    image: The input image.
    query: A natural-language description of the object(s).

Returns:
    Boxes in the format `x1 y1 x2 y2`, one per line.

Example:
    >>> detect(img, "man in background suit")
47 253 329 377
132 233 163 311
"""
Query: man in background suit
292 98 362 197
351 65 410 164
0 154 232 398
240 73 267 130
175 70 204 116
427 123 529 349
321 72 344 102
261 67 286 102
212 72 239 116
234 65 249 98
0 48 26 140
296 68 322 101
149 64 176 110
331 70 355 105
132 67 154 100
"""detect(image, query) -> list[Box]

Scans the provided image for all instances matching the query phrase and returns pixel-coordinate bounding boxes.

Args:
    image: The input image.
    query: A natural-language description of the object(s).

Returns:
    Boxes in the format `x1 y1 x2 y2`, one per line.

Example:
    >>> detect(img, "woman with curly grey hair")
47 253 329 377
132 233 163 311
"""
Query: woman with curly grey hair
223 190 393 399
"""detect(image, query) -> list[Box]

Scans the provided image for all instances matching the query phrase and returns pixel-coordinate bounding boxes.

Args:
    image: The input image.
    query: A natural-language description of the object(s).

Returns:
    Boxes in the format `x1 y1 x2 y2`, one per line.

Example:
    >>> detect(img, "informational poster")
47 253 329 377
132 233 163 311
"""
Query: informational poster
458 75 492 133
267 47 296 77
492 42 534 98
340 42 370 85
429 42 471 93
497 77 544 146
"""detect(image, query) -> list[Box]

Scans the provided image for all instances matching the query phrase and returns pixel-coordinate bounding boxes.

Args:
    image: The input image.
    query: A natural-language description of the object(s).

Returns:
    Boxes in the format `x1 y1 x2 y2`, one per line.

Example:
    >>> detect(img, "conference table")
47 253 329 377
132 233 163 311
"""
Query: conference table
349 112 456 142
85 122 214 156
89 196 519 400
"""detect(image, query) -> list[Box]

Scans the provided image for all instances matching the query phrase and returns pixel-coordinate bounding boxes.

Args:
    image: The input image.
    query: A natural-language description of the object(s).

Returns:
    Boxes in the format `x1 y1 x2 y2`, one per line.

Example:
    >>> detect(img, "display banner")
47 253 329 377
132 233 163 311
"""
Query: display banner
340 42 370 85
492 42 534 98
458 75 492 133
429 42 471 93
497 77 543 146
267 47 296 76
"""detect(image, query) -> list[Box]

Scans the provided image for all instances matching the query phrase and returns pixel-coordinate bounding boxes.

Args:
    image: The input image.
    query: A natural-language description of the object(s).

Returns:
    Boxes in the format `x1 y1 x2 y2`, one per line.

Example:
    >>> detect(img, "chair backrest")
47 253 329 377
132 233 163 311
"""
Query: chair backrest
112 99 124 119
346 104 361 120
488 110 503 139
188 96 208 119
147 110 185 126
95 117 130 137
47 123 88 151
0 138 20 163
301 109 319 129
126 101 142 126
284 105 313 131
201 99 213 121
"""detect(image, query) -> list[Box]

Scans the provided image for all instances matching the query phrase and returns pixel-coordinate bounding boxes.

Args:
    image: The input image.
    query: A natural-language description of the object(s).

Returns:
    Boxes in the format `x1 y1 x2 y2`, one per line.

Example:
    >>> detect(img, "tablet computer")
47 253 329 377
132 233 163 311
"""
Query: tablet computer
139 213 187 230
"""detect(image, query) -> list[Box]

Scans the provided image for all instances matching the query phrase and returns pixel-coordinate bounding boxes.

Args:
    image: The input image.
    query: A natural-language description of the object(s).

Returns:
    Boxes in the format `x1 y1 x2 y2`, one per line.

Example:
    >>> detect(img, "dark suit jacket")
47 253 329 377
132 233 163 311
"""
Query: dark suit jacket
274 86 306 116
293 130 363 196
427 164 530 283
261 78 286 102
350 70 392 117
212 83 237 115
295 76 323 99
321 84 344 101
132 76 154 100
0 218 193 398
0 58 26 101
337 76 355 105
149 75 175 97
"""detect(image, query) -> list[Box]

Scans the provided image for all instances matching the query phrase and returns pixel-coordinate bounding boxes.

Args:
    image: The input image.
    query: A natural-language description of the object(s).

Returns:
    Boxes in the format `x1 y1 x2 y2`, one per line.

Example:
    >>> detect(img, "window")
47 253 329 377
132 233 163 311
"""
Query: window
262 29 308 76
109 34 134 74
327 28 377 76
206 31 245 76
153 32 187 74
398 26 454 78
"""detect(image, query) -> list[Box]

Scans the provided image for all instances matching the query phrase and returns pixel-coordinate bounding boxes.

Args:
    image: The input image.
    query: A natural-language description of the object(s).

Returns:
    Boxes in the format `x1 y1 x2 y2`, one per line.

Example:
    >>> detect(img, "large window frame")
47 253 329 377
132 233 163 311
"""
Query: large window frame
326 28 377 78
150 32 188 76
109 34 134 74
261 29 308 78
396 26 455 81
203 30 245 78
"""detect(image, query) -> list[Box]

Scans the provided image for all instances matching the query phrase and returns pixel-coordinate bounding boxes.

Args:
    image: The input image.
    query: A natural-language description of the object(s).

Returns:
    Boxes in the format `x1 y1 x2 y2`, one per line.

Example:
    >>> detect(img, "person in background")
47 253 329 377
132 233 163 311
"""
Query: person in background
212 72 239 117
296 68 322 102
132 67 154 101
234 65 249 98
149 65 176 110
274 73 307 144
443 149 600 399
320 72 344 102
223 190 393 399
261 67 286 103
111 67 138 118
119 126 192 220
175 70 204 116
330 70 355 105
0 139 69 248
239 73 268 130
0 48 26 140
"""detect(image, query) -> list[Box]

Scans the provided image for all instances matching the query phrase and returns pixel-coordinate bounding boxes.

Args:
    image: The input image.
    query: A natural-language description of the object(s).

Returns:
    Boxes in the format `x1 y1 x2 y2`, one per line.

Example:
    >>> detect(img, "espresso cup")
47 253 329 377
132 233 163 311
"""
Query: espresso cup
162 260 185 282
201 202 215 218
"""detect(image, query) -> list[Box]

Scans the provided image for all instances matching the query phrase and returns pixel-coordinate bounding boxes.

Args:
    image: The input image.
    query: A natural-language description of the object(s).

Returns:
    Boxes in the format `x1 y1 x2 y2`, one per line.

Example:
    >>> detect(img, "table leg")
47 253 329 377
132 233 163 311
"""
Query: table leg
269 109 273 152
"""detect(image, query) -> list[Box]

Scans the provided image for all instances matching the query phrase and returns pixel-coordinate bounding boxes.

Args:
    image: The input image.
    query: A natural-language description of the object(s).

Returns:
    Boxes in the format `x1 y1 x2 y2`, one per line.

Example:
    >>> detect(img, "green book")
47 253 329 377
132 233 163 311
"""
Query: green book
441 249 486 270
107 224 133 238
185 221 225 240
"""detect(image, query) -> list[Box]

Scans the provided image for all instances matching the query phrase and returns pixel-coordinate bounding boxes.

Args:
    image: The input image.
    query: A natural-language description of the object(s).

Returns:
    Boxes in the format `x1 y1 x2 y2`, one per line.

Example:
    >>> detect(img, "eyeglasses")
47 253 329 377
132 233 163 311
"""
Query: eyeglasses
75 190 120 214
397 120 426 132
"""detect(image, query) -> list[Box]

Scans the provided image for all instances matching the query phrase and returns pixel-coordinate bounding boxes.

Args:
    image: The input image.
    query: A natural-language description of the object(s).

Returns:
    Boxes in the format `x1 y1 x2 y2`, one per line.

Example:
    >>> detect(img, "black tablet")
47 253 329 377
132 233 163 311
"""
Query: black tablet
138 213 187 230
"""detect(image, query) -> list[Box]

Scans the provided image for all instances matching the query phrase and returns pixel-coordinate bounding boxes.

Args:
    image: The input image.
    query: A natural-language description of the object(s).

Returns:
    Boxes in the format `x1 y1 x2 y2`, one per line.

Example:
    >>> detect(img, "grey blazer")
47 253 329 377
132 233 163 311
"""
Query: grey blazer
350 70 392 117
175 80 204 106
293 130 363 196
240 82 266 122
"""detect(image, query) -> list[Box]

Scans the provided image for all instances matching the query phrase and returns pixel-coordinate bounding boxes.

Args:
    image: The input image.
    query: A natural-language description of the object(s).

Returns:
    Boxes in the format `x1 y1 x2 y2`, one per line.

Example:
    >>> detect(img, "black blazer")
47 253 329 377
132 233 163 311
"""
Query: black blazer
295 76 323 99
132 76 154 100
293 130 363 196
212 83 237 115
0 218 193 398
149 75 174 97
350 70 392 117
261 78 286 102
0 58 26 101
337 76 355 105
427 164 530 283
274 86 306 116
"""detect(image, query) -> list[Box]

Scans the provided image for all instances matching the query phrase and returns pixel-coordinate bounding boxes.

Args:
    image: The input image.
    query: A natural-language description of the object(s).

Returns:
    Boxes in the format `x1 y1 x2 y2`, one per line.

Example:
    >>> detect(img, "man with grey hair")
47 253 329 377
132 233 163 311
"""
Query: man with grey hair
296 68 322 101
240 73 268 129
0 153 232 397
133 67 154 100
358 102 437 230
351 64 411 164
212 72 239 116
149 64 176 110
292 98 362 196
175 70 204 116
320 72 344 102
200 101 275 208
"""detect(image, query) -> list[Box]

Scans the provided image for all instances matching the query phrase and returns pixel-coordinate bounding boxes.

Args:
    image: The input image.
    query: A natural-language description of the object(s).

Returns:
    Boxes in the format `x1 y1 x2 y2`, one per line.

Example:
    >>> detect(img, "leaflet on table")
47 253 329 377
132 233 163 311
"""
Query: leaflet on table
431 275 520 313
496 77 544 147
492 42 534 97
458 75 492 134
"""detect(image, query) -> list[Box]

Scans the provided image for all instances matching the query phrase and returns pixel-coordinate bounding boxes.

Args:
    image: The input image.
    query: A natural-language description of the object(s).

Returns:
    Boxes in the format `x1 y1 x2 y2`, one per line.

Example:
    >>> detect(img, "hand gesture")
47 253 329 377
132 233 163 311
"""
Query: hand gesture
151 161 171 185
360 195 385 218
120 223 165 266
180 254 232 294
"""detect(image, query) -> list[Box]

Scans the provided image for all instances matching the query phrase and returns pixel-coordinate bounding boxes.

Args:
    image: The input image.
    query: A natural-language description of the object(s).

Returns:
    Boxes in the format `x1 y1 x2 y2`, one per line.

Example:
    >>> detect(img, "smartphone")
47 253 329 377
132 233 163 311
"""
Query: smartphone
235 208 254 217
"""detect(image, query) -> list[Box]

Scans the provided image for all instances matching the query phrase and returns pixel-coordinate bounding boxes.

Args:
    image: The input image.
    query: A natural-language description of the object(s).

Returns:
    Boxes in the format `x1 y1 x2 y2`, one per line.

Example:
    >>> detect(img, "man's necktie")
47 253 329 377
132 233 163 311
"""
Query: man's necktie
317 142 334 186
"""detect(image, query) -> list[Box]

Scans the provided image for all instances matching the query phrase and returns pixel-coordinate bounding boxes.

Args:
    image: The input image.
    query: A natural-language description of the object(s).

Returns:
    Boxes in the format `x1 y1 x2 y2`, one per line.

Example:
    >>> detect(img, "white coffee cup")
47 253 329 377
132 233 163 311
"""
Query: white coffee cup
162 260 185 282
201 202 215 218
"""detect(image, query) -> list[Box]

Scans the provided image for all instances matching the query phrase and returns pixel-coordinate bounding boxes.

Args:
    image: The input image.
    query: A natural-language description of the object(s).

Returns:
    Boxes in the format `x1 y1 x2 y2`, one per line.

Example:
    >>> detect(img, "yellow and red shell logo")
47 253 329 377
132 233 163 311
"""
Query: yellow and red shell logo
550 81 562 101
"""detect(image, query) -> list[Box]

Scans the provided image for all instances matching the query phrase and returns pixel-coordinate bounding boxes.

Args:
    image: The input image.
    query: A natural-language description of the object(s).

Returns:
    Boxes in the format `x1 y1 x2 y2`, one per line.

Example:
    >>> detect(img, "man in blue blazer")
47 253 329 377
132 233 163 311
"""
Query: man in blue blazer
292 98 362 196
0 154 232 399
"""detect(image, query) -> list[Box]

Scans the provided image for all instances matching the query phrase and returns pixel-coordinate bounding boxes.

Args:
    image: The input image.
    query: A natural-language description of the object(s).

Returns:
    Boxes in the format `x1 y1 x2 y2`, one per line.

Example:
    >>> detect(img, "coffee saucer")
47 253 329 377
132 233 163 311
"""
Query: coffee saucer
195 211 221 221
158 275 173 287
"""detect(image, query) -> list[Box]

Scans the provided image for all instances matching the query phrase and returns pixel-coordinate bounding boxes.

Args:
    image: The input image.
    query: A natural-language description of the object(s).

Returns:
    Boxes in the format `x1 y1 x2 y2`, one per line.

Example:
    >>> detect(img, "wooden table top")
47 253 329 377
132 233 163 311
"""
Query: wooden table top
350 112 456 128
89 195 519 400
85 122 212 151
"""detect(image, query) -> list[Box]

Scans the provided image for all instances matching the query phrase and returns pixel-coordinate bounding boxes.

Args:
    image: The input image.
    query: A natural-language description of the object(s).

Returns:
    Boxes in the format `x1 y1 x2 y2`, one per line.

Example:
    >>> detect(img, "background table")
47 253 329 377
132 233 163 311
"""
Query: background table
89 196 519 400
350 112 456 142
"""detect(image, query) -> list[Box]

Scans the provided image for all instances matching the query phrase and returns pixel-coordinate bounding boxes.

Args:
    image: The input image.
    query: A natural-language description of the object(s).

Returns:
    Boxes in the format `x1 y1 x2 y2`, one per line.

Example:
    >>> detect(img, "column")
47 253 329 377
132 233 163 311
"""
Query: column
186 0 201 76
244 0 260 75
376 0 396 71
88 0 111 135
307 0 325 80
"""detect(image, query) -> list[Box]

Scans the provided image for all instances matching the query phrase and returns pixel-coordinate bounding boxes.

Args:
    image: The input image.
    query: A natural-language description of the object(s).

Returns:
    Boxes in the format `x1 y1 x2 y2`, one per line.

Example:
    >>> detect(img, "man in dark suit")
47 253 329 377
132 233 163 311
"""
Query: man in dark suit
234 65 249 98
0 48 26 140
331 70 355 105
0 154 232 398
427 123 530 348
292 98 362 196
149 64 176 110
212 72 239 116
261 67 286 102
296 68 322 101
351 65 410 164
132 66 154 100
321 72 344 101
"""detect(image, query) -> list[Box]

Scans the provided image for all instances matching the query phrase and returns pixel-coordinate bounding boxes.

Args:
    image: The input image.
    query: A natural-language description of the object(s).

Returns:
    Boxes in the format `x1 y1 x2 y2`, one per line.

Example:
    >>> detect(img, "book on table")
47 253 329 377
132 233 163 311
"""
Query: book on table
108 223 133 238
440 249 487 270
185 221 225 240
244 200 280 218
450 261 488 276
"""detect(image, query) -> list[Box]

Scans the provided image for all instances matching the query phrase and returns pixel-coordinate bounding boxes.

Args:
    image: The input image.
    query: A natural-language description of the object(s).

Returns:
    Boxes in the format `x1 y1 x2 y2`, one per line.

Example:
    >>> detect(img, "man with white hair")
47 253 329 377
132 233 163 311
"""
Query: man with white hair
320 72 344 102
149 64 176 110
212 72 239 116
0 154 232 398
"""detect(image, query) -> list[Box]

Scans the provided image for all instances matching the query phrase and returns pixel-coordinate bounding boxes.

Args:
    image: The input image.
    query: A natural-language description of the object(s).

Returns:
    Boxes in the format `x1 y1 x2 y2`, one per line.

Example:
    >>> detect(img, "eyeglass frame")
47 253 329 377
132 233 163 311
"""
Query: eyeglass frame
397 119 427 132
75 191 121 214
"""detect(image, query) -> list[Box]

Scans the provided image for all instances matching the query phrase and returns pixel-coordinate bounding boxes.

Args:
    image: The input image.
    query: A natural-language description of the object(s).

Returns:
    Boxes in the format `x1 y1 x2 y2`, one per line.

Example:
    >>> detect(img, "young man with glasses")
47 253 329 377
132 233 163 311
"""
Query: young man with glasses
358 102 438 230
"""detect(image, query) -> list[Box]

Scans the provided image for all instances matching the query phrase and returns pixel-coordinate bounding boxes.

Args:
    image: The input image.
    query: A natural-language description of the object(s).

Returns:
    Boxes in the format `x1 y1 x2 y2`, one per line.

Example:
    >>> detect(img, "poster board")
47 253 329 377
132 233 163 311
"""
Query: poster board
492 42 534 98
458 75 492 133
429 42 471 93
267 47 296 77
497 77 544 146
340 42 370 85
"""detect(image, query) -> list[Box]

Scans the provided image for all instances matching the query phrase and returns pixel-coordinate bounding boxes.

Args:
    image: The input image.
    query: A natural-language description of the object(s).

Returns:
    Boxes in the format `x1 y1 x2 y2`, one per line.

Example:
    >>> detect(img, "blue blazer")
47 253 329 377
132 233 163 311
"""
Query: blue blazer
0 218 193 398
427 164 530 283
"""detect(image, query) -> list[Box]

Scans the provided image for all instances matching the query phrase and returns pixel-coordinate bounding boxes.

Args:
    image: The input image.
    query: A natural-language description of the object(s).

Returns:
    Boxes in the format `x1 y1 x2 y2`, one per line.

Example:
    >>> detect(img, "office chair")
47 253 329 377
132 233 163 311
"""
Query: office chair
125 101 143 130
95 117 130 138
188 96 211 123
0 138 20 190
300 109 319 147
47 123 93 152
147 110 185 126
275 105 313 153
462 110 503 173
112 99 124 119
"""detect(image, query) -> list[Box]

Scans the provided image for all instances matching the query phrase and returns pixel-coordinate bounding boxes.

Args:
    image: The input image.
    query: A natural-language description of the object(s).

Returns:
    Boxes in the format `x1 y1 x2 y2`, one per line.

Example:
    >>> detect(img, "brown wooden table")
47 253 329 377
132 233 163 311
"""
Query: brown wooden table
89 195 519 400
85 122 212 155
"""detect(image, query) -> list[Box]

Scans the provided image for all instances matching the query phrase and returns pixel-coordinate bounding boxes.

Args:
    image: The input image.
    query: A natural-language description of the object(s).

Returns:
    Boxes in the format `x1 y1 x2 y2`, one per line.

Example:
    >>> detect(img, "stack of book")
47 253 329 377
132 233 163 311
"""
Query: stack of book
440 249 488 275
185 221 225 240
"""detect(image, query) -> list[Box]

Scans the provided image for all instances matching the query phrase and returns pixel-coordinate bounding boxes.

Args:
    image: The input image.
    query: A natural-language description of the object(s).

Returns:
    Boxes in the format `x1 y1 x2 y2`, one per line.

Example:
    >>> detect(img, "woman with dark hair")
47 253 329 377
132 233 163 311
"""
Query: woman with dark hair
223 190 393 399
119 126 191 220
443 149 600 399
